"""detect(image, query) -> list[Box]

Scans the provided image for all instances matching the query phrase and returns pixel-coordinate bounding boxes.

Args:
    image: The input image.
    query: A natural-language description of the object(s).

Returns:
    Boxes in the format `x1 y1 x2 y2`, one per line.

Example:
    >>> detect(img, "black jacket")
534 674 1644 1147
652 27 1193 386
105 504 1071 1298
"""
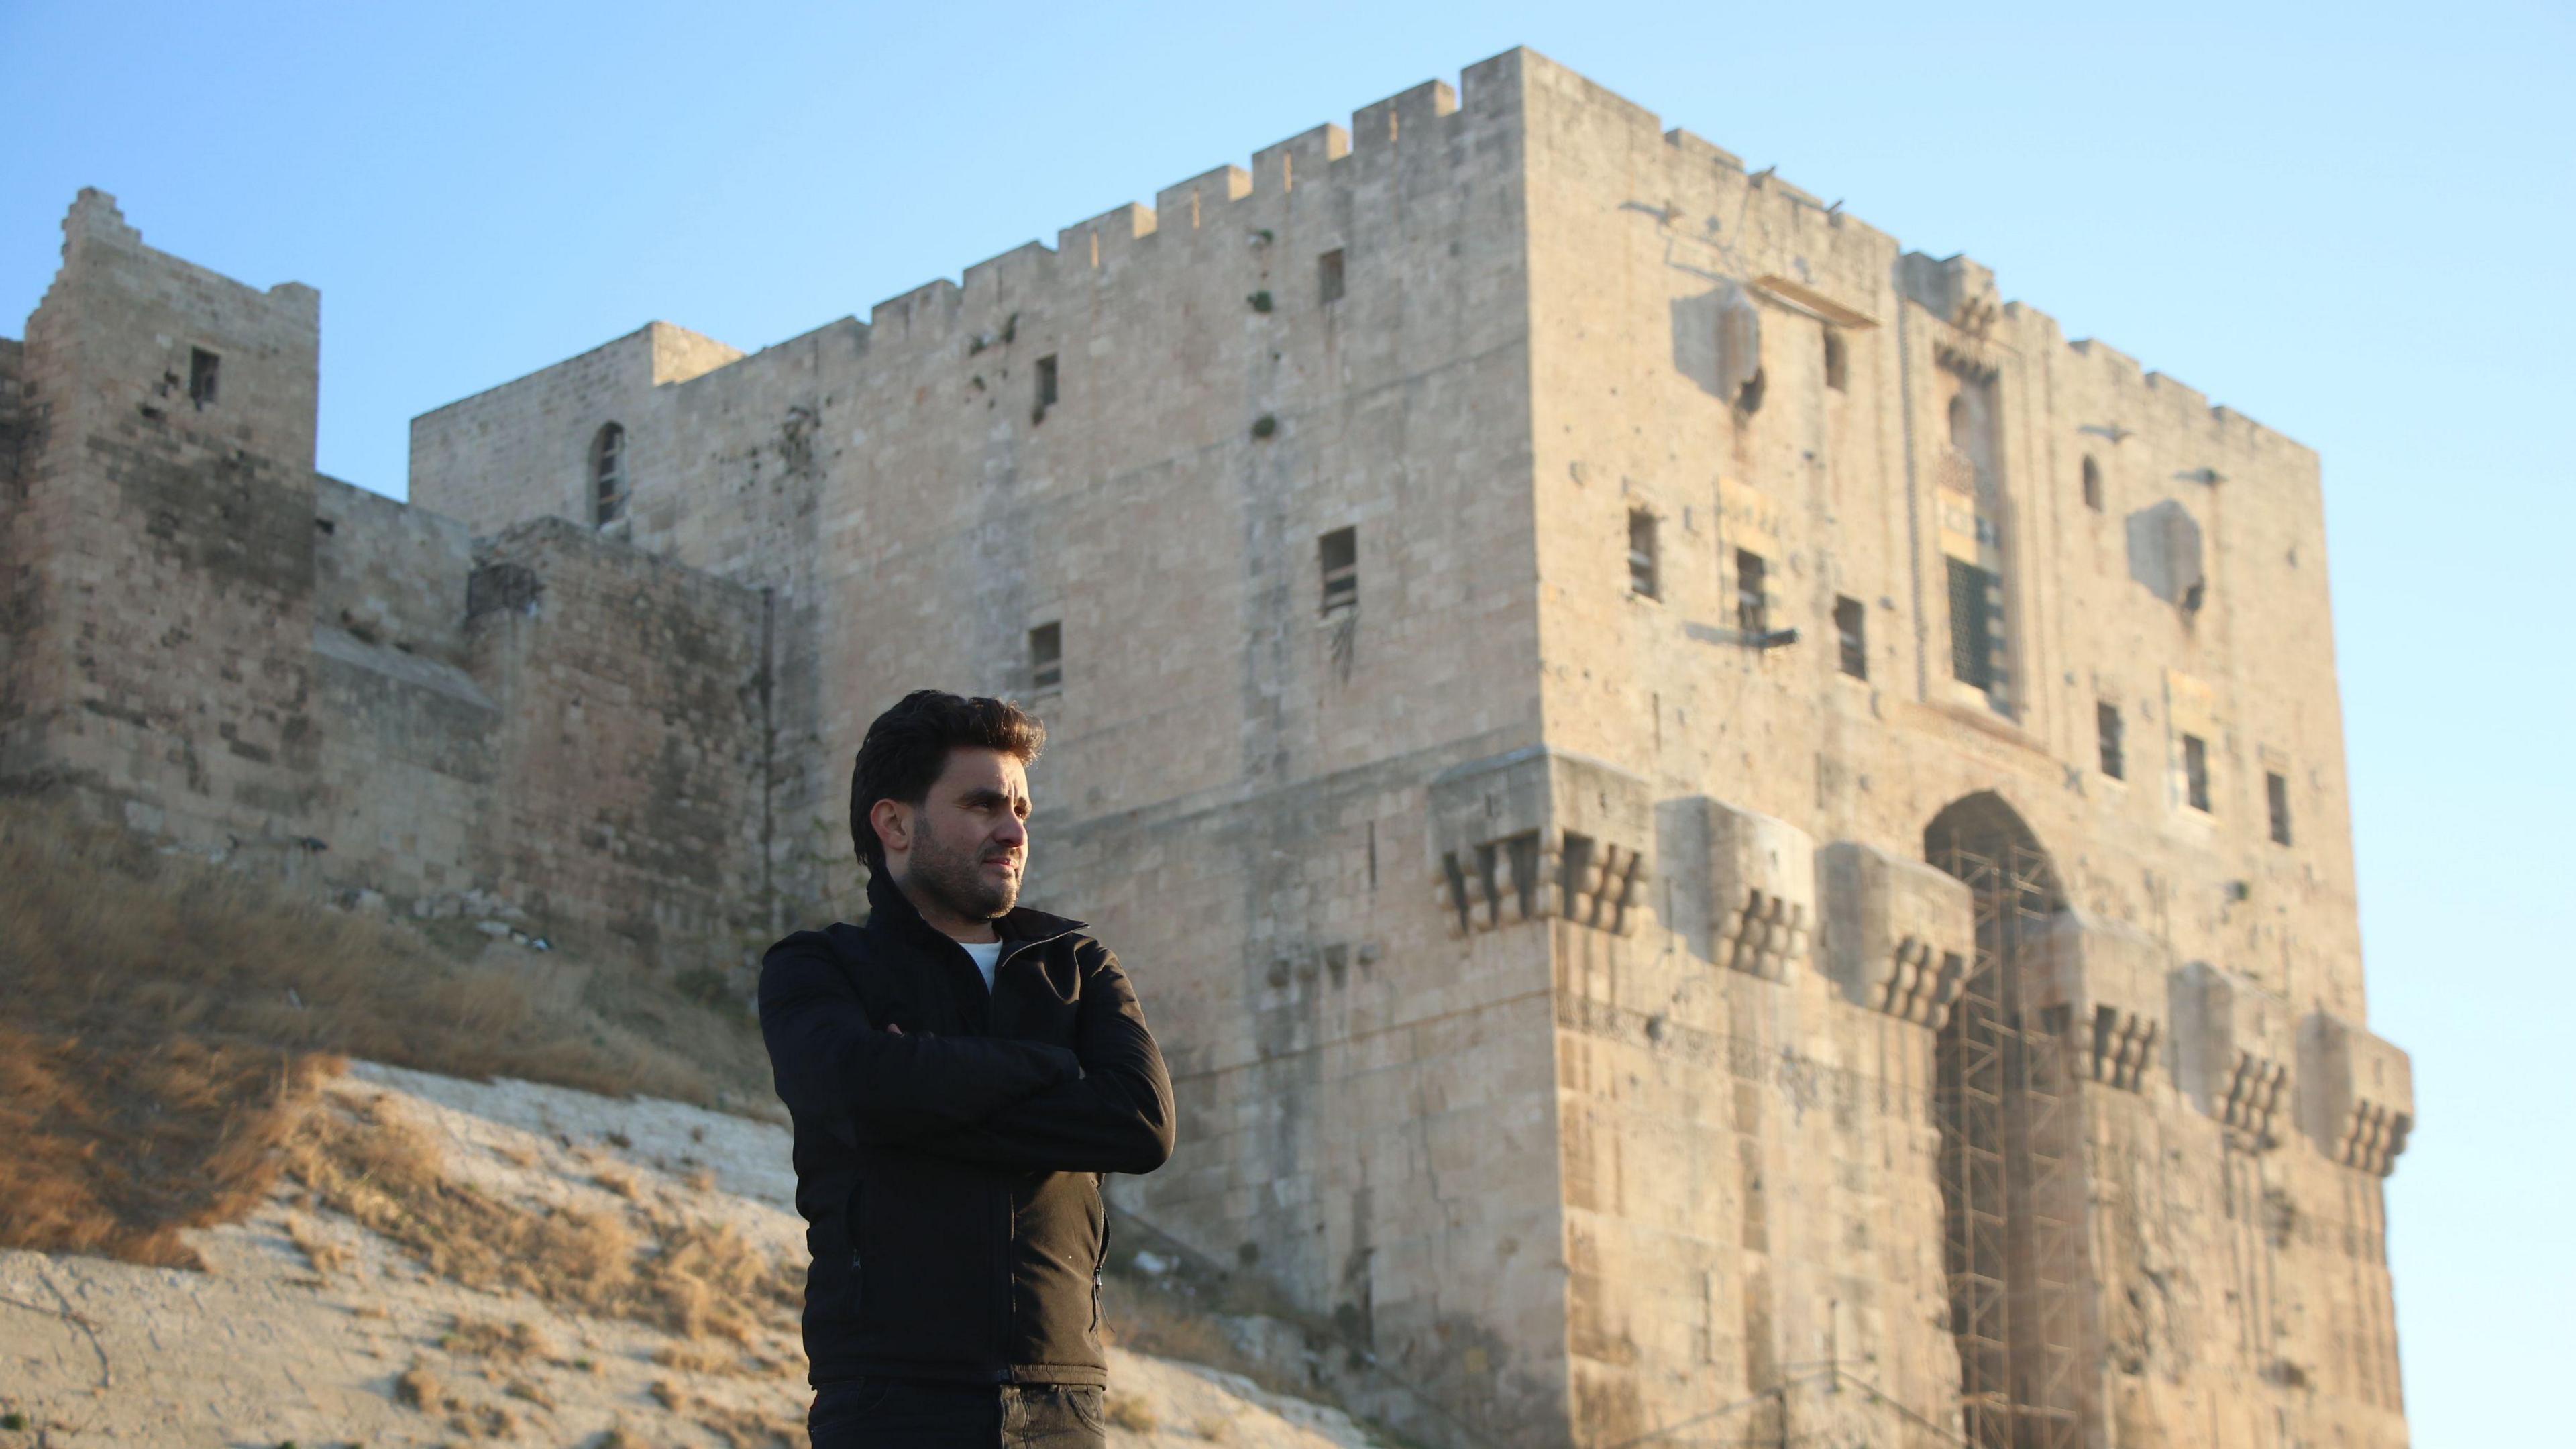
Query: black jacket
758 873 1175 1388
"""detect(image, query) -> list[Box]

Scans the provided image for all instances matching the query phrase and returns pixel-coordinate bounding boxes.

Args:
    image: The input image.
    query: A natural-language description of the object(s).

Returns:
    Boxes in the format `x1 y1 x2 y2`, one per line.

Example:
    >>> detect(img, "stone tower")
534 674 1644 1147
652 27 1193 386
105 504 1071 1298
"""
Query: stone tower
5 47 2413 1449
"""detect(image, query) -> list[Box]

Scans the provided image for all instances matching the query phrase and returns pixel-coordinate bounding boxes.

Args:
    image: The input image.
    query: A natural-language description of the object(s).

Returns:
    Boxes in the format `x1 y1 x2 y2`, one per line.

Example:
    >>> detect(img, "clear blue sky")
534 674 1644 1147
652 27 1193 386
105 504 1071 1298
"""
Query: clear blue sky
5 2 2568 1440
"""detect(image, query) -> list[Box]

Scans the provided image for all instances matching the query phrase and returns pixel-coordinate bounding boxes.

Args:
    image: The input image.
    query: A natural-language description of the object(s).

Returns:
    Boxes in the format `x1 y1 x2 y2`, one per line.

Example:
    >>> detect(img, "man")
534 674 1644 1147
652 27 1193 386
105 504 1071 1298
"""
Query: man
760 690 1175 1447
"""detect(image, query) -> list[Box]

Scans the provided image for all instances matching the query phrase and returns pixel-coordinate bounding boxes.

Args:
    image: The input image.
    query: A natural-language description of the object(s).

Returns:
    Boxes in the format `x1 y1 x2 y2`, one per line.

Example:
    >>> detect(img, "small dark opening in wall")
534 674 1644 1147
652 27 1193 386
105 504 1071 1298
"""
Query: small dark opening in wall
1034 355 1059 411
1627 510 1660 599
2267 770 2292 845
2082 455 2104 511
1833 595 1866 678
188 347 219 407
1823 329 1848 392
1735 549 1768 637
1735 366 1766 414
1947 394 1970 448
2183 733 2212 812
591 422 627 527
2098 702 2124 779
1029 621 1063 692
1319 525 1358 614
1318 248 1346 304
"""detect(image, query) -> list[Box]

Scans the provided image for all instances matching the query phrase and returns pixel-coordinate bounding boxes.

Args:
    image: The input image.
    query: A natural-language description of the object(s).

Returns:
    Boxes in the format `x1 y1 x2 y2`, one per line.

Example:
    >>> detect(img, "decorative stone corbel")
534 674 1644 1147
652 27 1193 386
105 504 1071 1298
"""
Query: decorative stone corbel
1704 801 1814 982
1426 747 1652 938
2036 912 2169 1091
2297 1012 2414 1177
2169 962 2294 1148
1817 841 1972 1026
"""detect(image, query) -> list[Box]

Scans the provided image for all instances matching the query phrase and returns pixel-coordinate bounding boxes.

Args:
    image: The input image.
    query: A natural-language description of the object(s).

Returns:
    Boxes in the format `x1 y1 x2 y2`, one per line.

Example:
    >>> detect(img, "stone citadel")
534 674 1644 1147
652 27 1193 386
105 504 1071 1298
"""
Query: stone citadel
0 48 2412 1449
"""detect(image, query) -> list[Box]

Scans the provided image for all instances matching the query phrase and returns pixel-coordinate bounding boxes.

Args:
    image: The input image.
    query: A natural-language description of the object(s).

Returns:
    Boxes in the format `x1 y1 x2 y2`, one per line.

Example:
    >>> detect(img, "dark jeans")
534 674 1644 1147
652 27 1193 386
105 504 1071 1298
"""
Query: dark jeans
807 1379 1105 1449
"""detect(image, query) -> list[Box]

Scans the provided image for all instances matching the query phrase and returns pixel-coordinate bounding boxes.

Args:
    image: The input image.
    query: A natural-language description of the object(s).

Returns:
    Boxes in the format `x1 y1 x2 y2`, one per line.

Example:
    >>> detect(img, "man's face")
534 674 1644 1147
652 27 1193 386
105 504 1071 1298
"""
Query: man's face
894 747 1030 924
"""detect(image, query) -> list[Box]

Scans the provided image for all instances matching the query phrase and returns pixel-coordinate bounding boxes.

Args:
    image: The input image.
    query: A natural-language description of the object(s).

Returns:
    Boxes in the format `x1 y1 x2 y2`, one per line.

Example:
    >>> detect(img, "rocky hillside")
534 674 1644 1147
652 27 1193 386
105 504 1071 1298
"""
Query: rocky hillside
0 1061 1390 1448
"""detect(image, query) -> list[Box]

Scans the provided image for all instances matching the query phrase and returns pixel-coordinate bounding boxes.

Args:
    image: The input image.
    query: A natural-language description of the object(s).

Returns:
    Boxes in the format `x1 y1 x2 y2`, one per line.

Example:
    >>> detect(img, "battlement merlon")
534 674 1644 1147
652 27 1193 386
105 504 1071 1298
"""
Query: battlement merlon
1897 248 2312 453
863 50 1527 331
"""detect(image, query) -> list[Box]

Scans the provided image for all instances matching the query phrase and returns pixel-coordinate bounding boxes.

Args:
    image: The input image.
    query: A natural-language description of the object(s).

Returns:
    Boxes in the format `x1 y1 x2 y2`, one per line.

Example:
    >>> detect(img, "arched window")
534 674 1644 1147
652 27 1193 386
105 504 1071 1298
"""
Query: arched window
2082 455 2104 512
1947 394 1970 449
591 423 627 526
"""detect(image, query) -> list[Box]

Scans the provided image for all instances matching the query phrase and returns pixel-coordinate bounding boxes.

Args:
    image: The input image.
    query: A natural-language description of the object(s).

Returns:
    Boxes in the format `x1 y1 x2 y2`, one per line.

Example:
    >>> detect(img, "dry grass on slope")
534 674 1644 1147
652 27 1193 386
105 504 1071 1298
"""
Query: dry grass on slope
282 1093 802 1348
0 798 780 1269
0 1024 339 1267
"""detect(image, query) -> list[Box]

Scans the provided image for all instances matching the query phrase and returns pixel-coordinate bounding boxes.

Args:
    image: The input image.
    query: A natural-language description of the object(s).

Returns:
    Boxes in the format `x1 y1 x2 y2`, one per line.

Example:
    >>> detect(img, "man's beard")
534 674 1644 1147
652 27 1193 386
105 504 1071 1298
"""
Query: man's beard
908 812 1019 923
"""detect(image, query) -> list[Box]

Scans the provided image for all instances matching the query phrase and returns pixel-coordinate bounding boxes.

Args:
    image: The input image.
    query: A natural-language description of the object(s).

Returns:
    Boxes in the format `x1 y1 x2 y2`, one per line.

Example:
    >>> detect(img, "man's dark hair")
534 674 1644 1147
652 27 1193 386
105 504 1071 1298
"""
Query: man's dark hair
848 690 1047 872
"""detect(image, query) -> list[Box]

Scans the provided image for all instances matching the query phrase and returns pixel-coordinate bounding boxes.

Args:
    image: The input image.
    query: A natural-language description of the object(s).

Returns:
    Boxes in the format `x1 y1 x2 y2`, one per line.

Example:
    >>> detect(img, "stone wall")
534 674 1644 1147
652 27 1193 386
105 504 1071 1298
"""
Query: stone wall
1 190 327 860
410 54 1570 1440
9 45 2416 1449
0 193 773 972
466 515 774 960
1515 49 2406 1448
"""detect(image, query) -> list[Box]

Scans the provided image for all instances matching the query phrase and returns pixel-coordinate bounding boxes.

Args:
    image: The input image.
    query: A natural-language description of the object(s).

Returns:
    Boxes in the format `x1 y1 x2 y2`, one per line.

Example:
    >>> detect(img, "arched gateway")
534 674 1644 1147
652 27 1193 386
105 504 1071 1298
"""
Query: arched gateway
1925 792 2092 1449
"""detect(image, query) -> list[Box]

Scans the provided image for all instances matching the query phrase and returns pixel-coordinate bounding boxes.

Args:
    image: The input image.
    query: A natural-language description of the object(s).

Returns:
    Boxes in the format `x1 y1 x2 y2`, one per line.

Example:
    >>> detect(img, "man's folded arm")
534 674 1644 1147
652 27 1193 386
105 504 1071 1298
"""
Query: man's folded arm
912 946 1177 1175
758 934 1079 1146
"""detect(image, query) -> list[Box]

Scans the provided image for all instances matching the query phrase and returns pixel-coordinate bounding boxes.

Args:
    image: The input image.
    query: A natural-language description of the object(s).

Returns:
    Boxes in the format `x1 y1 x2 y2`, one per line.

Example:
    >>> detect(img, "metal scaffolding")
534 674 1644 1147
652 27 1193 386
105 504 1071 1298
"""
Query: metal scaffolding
1930 803 2088 1449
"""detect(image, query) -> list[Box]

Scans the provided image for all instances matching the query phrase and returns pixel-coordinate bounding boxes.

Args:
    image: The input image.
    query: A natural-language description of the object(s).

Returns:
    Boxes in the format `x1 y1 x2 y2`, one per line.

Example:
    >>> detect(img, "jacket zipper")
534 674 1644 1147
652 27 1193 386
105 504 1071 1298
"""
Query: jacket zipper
1091 1187 1110 1336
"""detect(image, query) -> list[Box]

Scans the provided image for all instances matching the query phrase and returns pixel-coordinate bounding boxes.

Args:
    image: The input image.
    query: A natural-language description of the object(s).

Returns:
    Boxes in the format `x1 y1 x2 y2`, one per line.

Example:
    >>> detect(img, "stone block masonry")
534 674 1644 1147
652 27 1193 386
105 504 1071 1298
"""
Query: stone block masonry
1 191 776 970
4 44 2415 1449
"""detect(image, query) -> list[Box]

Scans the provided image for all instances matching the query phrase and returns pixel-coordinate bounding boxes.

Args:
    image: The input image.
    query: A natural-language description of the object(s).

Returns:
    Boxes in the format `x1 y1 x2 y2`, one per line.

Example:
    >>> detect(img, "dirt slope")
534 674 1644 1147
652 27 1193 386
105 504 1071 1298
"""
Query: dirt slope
0 1063 1388 1449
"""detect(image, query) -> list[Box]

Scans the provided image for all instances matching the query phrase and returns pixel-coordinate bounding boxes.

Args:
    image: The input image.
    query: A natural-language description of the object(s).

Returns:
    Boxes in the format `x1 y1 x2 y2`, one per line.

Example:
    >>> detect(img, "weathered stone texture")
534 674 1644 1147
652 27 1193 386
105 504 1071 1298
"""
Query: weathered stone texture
1 192 773 968
6 46 2414 1449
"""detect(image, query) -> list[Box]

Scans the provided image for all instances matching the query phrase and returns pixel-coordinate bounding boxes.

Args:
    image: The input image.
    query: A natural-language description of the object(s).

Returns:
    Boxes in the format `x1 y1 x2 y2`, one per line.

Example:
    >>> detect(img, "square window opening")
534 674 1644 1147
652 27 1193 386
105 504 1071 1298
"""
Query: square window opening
2098 702 2125 780
188 347 219 407
1833 595 1866 678
1318 248 1346 304
1736 549 1768 637
2267 770 2292 845
1029 621 1063 692
1320 525 1358 613
591 422 627 527
1627 511 1659 600
1823 328 1849 392
2183 733 2212 813
1034 355 1059 411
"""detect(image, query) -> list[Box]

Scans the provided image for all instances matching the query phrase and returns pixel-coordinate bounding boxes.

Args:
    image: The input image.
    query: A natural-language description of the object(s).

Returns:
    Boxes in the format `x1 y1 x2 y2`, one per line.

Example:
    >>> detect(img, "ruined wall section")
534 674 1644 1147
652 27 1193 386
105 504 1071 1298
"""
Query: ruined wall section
302 474 498 910
464 515 773 966
1518 50 2402 1449
417 314 857 932
1 335 32 738
1 190 327 862
1 195 775 971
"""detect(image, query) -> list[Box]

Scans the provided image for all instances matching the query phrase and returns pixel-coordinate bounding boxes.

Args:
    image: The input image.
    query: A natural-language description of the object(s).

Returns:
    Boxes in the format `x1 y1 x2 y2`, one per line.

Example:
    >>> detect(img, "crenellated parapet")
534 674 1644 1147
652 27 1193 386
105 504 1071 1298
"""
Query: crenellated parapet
2036 912 2168 1091
855 59 1512 339
2298 1013 2414 1177
1817 842 1973 1026
2169 962 2296 1148
1700 800 1813 982
1426 747 1652 938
